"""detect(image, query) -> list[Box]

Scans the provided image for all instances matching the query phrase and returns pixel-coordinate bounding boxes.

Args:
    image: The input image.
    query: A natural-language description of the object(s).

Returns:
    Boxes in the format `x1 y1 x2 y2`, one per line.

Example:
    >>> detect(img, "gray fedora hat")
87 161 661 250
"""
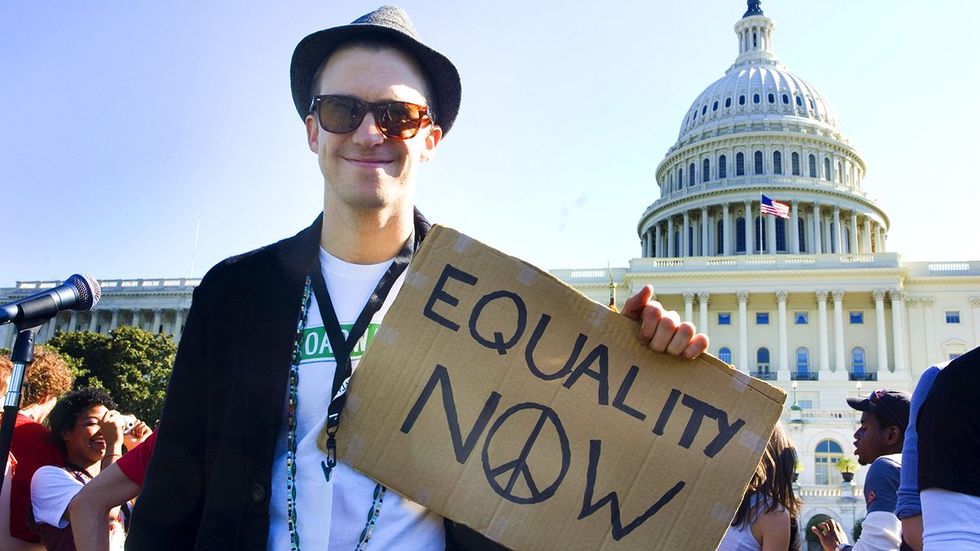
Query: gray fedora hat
290 5 461 135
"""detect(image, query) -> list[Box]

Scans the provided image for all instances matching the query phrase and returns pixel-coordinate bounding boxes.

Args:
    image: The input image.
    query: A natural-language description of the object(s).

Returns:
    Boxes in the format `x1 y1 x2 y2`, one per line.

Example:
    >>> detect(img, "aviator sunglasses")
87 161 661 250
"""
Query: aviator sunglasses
309 95 432 139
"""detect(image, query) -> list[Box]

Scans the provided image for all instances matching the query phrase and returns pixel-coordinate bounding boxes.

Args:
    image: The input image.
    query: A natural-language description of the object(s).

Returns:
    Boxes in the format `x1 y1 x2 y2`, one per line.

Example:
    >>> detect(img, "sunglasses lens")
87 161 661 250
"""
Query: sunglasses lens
377 102 425 139
317 96 365 134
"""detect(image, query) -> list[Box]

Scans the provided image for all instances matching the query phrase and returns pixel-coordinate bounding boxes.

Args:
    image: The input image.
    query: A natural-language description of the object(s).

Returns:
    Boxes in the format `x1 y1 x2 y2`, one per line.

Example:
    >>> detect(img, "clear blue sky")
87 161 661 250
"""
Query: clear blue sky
2 0 978 286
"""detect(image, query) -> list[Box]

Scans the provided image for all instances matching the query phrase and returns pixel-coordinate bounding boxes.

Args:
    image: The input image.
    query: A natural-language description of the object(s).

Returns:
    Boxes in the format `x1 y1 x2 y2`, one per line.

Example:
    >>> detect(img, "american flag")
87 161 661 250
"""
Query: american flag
760 194 790 219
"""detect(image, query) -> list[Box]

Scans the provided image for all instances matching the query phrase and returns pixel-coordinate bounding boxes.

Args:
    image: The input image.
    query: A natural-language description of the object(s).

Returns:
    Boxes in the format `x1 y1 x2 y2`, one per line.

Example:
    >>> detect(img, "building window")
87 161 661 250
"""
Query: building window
756 312 770 325
824 157 832 181
713 100 719 111
773 151 782 175
677 168 683 190
736 217 746 252
795 95 803 107
689 163 696 186
946 311 961 324
852 347 866 375
716 220 724 254
791 152 800 175
795 312 809 324
754 150 764 175
703 158 710 183
837 160 844 183
673 230 680 257
688 226 694 256
782 93 790 104
776 218 786 251
736 152 745 176
753 93 761 104
719 347 732 364
739 94 746 106
808 154 817 178
809 97 816 110
949 353 962 360
798 217 806 253
815 440 845 485
719 154 727 179
702 105 707 116
692 110 697 120
756 347 771 376
718 313 732 325
796 347 810 375
850 311 864 324
767 93 775 104
725 97 732 108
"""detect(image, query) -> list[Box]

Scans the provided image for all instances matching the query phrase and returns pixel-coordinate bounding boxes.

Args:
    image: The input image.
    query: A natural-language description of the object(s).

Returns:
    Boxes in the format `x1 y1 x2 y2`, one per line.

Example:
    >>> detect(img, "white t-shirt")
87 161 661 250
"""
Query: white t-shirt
267 248 444 550
31 465 126 550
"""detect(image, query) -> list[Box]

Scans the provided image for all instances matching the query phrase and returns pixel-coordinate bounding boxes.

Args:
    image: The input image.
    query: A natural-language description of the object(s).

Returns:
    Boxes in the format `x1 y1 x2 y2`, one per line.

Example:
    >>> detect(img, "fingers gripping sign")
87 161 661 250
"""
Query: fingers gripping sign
622 285 708 360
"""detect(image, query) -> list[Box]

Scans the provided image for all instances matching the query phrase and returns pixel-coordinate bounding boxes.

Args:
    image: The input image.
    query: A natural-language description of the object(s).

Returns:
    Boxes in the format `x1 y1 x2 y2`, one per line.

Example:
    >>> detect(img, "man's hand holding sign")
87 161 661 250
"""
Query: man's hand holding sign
337 226 784 550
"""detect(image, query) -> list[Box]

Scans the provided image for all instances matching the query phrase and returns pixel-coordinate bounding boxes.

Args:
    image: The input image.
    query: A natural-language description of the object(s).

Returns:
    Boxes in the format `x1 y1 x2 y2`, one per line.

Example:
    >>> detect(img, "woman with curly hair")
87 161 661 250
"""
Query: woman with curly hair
718 422 803 551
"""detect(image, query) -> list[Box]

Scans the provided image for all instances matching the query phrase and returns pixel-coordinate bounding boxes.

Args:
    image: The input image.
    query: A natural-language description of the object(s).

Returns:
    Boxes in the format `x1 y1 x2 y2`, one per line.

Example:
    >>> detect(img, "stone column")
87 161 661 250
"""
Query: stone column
667 217 675 258
889 290 907 377
88 311 99 332
653 224 660 258
110 309 120 331
0 324 12 350
863 217 872 254
722 203 731 255
849 211 859 255
152 309 163 334
766 212 777 254
131 309 141 330
745 200 755 254
817 290 830 376
832 290 847 378
683 292 695 323
682 210 690 257
737 291 749 372
832 207 843 254
698 292 710 341
174 309 185 343
44 315 59 342
823 213 832 254
812 204 823 254
878 227 886 252
701 206 709 256
790 201 800 254
777 291 789 381
873 290 889 373
922 298 937 367
68 311 78 333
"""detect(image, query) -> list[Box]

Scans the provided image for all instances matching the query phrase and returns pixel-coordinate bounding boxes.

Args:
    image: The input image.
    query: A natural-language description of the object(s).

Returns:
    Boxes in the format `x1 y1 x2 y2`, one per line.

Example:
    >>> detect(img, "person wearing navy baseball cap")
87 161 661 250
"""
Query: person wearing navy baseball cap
813 389 912 551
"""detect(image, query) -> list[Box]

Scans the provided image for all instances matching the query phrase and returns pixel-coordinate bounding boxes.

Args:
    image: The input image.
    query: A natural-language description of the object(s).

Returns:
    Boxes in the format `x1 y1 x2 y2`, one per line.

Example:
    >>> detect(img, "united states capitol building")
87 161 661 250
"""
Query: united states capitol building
550 0 979 544
2 1 978 546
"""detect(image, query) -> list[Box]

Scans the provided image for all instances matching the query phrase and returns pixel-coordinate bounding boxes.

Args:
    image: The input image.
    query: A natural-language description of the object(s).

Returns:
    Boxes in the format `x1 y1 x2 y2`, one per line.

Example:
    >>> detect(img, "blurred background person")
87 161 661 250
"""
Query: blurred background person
29 388 149 550
717 422 802 551
1 347 73 548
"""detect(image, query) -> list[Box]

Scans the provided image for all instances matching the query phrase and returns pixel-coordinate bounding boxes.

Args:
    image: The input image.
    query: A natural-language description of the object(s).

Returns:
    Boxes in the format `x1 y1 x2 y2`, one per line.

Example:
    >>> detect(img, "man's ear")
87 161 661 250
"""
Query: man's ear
306 115 319 153
420 124 443 162
886 426 902 446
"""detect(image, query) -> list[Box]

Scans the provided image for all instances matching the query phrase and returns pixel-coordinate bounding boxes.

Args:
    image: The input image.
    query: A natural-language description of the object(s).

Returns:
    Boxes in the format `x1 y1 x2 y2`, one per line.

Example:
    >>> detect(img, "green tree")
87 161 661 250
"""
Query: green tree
48 326 175 423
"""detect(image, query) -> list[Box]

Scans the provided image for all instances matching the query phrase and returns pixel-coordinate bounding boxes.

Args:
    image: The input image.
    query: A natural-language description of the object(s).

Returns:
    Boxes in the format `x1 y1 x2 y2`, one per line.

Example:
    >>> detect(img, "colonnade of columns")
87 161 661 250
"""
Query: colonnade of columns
641 200 886 259
0 307 188 349
675 289 907 380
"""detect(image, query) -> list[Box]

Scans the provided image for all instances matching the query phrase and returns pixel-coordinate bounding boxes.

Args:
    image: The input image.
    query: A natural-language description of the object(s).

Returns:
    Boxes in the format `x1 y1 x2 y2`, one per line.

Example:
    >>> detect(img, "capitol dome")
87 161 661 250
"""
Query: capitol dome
637 0 889 261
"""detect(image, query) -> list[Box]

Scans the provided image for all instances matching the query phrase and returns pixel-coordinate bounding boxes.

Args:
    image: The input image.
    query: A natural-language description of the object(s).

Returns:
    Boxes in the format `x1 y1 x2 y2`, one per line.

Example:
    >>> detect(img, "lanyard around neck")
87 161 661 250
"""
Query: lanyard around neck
308 235 416 477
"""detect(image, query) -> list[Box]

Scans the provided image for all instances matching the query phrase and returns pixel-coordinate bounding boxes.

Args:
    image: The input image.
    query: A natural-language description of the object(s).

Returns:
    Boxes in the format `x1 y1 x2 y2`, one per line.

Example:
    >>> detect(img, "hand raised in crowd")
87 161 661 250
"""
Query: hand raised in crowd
97 409 128 469
622 285 709 359
811 518 848 551
123 420 152 451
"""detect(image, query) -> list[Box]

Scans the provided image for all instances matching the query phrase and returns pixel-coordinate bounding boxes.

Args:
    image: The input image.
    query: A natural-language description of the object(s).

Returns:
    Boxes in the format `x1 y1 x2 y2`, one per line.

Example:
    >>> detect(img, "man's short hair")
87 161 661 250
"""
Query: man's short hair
311 36 438 122
47 387 117 455
21 346 74 407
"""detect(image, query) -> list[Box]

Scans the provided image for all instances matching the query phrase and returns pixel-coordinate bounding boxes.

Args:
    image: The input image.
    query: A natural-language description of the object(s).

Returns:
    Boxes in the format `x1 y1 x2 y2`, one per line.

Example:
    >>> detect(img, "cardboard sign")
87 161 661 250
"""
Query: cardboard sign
337 226 786 550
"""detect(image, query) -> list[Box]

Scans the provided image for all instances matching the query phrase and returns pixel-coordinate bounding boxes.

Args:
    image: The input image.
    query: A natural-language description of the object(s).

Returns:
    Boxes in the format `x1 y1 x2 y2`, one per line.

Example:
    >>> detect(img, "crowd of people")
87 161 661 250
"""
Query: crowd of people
2 4 979 550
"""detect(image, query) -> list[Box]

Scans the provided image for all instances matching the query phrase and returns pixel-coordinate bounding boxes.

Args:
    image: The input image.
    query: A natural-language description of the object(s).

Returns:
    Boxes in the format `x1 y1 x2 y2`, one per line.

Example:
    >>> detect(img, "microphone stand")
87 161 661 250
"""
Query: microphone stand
0 321 44 493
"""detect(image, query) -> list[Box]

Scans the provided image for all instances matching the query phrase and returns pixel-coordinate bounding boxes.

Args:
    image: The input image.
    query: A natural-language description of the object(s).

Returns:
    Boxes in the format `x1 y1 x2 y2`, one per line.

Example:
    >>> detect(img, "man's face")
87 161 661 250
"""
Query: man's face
62 404 109 466
306 45 442 214
852 411 892 465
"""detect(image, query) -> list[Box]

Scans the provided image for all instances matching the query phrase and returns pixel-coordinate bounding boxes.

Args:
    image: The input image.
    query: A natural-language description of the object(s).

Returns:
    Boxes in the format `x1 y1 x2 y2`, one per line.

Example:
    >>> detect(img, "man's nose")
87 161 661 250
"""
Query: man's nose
351 111 385 146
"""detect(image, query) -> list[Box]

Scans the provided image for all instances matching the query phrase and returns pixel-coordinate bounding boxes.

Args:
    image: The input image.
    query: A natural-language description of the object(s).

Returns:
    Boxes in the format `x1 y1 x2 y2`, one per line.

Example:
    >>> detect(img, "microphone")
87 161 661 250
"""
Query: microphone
0 274 102 326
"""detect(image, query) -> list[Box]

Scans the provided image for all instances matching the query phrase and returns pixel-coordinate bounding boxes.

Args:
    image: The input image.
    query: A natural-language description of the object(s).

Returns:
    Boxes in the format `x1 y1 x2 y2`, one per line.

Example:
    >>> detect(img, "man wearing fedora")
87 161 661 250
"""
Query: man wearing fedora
127 6 708 550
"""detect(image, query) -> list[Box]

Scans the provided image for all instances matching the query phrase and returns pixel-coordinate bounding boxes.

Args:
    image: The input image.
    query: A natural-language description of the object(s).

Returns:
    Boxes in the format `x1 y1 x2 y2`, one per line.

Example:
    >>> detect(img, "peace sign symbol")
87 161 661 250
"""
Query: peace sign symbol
481 402 571 504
